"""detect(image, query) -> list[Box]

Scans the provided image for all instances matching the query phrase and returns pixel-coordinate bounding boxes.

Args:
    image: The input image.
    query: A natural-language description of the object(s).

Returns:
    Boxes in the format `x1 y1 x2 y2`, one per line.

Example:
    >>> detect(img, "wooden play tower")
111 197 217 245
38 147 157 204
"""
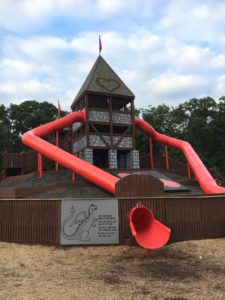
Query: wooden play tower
71 55 140 169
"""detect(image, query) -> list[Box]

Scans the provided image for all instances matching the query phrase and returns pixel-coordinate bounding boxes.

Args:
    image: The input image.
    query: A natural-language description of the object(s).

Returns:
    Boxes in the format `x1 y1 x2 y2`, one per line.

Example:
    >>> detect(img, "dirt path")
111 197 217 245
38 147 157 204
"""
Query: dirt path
0 239 224 299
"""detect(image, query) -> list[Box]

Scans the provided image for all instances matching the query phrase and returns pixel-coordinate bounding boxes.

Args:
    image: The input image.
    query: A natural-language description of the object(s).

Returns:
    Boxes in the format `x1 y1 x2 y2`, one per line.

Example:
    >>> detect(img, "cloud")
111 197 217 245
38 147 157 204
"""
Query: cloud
213 76 225 100
159 1 225 46
1 1 225 110
146 73 210 104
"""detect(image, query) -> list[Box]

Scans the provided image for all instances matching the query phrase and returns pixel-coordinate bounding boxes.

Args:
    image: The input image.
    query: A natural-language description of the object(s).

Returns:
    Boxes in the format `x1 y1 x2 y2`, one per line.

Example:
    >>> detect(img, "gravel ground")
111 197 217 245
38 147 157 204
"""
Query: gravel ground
0 239 224 299
27 186 113 199
0 169 202 198
0 170 75 187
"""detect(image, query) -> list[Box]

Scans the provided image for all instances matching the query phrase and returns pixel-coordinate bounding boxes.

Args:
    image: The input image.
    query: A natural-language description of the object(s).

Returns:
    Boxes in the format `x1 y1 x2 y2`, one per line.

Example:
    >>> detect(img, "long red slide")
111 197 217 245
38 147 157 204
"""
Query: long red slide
135 116 225 194
22 111 224 253
22 111 119 195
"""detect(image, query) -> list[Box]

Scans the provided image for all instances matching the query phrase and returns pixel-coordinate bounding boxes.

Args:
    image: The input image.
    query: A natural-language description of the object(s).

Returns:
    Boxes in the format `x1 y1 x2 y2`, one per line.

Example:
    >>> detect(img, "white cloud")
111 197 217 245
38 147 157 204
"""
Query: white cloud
159 1 225 46
0 79 56 102
148 73 208 96
1 1 225 110
213 76 225 100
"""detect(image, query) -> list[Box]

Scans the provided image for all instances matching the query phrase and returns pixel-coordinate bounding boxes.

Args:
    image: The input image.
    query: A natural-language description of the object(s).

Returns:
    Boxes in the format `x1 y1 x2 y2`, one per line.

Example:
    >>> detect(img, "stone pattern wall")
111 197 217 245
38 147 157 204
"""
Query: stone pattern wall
112 112 131 124
89 111 109 122
83 148 93 164
114 136 133 148
89 135 110 147
72 122 82 131
73 136 87 153
89 134 133 148
108 150 118 169
126 150 140 169
88 110 131 125
78 150 84 159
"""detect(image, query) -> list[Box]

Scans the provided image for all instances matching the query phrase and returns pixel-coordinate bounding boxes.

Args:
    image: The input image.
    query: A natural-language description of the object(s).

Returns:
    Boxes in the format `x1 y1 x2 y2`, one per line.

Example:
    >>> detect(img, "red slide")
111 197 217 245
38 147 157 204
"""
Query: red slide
22 111 119 195
22 112 171 251
129 205 171 253
135 116 225 194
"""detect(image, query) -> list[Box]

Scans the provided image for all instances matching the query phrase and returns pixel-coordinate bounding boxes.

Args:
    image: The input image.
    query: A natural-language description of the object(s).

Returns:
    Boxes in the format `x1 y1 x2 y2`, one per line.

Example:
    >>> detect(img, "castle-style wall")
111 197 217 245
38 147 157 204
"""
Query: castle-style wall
88 110 131 125
73 136 87 153
89 135 133 148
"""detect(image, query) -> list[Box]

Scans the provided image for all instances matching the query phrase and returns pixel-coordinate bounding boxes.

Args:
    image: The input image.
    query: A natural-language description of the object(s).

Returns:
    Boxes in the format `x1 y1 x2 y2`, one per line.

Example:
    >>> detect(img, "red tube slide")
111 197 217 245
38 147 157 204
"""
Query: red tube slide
22 111 119 194
129 205 171 250
135 117 225 194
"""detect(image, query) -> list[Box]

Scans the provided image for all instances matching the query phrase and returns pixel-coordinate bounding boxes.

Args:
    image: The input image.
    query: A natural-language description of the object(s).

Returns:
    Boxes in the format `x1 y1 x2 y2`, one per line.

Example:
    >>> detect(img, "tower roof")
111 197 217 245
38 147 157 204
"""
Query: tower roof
71 55 134 109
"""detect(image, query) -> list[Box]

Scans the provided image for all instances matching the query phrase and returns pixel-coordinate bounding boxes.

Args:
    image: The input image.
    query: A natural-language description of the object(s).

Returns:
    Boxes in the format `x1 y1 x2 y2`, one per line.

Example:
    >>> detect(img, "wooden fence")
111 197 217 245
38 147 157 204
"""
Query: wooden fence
0 199 61 244
140 153 190 177
119 195 225 243
2 130 71 176
3 151 50 175
0 195 224 245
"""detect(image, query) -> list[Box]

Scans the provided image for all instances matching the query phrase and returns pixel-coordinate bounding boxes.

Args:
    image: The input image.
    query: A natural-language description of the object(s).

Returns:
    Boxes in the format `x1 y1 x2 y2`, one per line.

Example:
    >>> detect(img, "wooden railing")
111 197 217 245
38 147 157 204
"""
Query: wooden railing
2 130 71 175
140 153 190 177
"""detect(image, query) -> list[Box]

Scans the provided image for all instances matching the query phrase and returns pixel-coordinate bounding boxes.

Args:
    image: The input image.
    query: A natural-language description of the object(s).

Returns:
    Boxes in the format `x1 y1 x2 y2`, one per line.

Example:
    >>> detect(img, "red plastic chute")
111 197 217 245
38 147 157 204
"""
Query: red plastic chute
129 205 171 250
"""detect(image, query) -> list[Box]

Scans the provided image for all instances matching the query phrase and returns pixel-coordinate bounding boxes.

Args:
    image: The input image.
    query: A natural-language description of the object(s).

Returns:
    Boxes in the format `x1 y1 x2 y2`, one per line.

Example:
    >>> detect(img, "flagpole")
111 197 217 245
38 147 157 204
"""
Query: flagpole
99 35 102 54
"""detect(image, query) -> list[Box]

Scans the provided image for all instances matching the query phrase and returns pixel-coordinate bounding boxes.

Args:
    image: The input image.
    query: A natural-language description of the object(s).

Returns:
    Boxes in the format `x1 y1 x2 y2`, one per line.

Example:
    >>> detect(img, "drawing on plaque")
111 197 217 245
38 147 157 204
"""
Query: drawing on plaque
61 204 98 241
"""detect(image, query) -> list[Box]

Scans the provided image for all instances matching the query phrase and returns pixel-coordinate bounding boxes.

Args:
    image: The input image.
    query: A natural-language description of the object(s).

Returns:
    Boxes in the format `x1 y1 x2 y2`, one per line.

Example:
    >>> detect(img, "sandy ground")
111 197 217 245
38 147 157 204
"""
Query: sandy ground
0 239 224 300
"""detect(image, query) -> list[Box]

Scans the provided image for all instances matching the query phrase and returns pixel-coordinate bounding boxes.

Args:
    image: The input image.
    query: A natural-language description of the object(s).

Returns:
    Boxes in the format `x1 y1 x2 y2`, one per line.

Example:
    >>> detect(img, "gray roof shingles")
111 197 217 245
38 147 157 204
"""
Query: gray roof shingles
71 55 134 109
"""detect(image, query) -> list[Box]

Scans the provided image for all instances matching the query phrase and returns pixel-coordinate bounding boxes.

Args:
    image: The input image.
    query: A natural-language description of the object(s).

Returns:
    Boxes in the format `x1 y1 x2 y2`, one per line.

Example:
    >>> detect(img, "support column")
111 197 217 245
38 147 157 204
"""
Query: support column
149 137 154 169
165 145 169 170
187 163 191 179
83 148 93 164
38 152 43 178
108 149 118 169
55 131 59 171
126 150 140 169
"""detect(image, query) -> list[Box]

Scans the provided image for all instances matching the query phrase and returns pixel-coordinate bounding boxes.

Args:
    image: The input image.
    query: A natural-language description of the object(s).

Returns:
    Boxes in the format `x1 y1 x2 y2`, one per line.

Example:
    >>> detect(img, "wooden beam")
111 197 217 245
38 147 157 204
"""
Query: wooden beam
85 94 89 147
131 99 135 149
109 96 113 148
114 126 131 148
89 122 110 148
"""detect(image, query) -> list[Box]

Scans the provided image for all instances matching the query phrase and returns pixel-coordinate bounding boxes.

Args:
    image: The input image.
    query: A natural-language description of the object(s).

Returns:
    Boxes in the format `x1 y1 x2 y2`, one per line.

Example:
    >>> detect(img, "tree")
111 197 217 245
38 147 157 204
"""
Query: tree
0 105 12 169
8 100 61 151
135 97 225 175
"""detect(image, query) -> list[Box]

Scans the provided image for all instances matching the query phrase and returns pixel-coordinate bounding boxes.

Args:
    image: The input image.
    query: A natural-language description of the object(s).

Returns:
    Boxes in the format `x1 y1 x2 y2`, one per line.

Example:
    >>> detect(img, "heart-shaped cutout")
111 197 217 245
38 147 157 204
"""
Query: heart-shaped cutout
96 77 120 92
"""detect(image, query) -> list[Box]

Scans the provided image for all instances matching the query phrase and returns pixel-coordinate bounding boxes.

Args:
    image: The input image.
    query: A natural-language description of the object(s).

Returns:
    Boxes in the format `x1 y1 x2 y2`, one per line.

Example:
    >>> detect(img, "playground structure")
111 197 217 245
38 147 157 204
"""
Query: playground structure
1 54 225 252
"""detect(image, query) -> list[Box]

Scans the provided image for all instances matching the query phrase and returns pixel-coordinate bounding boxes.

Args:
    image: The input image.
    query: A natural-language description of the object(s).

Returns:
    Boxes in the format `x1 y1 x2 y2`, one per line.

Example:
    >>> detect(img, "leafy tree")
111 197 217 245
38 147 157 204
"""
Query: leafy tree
135 97 225 175
0 105 12 169
8 100 62 151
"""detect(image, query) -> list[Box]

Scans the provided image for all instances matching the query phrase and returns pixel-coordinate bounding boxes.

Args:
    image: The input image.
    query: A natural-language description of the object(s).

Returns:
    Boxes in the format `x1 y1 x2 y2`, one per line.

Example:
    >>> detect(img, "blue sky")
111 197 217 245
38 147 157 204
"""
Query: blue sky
0 0 225 111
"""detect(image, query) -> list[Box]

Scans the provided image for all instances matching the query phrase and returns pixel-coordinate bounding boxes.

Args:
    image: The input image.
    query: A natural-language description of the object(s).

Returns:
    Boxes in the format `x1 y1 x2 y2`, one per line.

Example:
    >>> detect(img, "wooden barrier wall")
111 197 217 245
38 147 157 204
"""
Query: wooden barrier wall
0 195 224 245
0 200 61 244
119 195 225 243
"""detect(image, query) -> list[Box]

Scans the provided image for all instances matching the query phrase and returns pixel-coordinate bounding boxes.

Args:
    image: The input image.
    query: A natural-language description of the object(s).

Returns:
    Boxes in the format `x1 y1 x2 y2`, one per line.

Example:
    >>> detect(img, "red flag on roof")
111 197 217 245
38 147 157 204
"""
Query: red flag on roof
58 100 61 115
99 35 102 53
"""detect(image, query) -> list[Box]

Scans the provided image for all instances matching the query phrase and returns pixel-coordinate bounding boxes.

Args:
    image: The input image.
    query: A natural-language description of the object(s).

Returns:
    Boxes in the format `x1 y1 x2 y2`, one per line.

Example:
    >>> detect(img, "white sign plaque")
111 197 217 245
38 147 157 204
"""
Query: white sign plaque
60 199 119 245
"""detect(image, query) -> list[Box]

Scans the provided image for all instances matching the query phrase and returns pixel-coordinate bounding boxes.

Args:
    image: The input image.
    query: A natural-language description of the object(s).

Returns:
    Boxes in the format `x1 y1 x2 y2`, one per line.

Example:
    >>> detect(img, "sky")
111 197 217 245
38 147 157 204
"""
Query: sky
0 0 225 111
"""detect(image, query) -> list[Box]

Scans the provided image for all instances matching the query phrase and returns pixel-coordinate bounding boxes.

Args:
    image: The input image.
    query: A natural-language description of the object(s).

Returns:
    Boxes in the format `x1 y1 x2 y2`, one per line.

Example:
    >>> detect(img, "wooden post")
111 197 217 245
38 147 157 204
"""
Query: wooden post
187 162 191 179
109 96 113 148
3 151 7 177
72 172 76 182
85 94 89 147
38 153 43 178
149 137 154 169
20 151 25 174
165 145 169 170
55 131 59 171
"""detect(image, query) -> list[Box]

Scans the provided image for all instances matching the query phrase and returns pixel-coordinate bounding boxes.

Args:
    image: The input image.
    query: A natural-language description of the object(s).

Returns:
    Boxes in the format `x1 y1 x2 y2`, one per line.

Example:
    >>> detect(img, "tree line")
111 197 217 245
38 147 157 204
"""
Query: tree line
136 96 225 175
0 97 225 175
0 100 66 169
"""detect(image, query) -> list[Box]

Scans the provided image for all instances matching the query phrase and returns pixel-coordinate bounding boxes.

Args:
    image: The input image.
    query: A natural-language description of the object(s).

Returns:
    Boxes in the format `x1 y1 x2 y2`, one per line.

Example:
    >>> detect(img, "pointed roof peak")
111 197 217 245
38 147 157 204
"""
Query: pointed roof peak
71 55 134 109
